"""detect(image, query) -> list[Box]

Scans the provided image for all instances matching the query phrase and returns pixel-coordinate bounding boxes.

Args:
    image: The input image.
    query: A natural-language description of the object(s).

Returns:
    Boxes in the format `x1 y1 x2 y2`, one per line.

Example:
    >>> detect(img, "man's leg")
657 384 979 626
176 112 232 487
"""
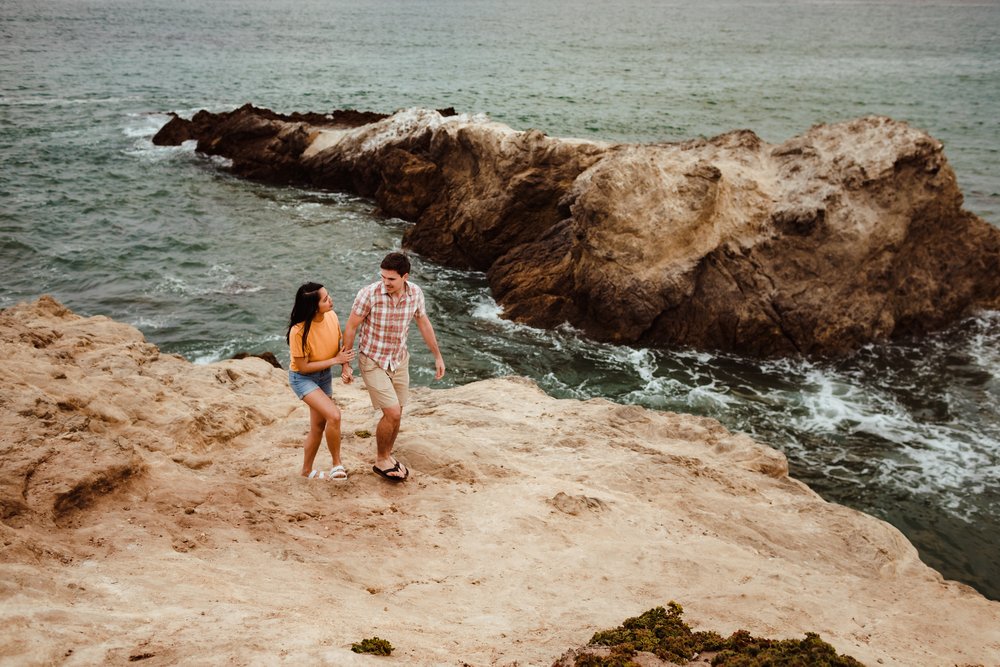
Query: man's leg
360 353 410 480
377 354 410 478
374 405 405 478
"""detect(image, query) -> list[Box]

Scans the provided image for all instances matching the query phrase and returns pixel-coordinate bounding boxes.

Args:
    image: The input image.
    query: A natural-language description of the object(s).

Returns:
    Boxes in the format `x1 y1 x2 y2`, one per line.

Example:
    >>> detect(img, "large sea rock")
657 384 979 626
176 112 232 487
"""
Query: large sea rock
155 105 1000 356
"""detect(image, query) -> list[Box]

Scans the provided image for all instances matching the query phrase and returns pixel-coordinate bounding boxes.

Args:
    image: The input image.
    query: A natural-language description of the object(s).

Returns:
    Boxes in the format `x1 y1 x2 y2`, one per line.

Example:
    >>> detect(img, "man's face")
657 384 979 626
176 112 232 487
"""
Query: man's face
381 269 407 295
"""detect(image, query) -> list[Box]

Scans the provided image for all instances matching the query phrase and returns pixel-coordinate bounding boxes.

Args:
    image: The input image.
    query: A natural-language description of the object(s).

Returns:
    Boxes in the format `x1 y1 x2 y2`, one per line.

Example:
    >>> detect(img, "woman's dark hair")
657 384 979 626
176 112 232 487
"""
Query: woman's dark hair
286 282 324 355
380 252 411 276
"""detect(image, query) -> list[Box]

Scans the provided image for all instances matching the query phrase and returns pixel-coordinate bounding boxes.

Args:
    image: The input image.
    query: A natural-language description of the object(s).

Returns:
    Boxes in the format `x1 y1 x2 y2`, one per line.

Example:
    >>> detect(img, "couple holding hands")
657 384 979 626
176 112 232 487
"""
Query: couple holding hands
285 252 446 483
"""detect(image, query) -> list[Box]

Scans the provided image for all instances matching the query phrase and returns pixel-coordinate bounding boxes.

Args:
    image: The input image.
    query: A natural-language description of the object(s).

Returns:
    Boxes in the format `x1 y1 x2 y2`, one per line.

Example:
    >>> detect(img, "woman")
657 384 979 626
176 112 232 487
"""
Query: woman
286 282 356 480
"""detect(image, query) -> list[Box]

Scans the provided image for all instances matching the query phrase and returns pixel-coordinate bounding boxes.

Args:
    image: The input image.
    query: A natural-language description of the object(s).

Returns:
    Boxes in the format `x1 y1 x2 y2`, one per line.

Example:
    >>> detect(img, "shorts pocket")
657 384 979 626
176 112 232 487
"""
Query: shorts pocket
359 354 378 372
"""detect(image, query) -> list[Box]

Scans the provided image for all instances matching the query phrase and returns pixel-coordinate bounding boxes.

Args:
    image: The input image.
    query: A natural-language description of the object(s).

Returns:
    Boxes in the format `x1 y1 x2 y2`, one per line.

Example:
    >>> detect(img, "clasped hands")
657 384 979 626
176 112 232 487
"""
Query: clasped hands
337 347 356 384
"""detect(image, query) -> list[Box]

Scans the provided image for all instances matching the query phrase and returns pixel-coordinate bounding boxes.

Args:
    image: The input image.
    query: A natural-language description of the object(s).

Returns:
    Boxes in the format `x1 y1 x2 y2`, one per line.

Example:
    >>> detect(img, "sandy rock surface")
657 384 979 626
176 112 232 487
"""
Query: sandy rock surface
2 297 999 666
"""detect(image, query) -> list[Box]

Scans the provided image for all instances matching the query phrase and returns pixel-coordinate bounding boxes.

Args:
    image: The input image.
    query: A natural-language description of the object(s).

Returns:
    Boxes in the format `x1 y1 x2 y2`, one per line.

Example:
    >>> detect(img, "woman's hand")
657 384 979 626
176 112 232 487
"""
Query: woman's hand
334 348 356 365
341 364 354 384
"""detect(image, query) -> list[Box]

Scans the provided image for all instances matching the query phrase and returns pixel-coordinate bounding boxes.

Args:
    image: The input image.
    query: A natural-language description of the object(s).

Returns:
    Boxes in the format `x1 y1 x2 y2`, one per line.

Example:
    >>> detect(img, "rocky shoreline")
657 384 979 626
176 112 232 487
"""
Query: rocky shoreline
2 296 999 665
155 106 1000 357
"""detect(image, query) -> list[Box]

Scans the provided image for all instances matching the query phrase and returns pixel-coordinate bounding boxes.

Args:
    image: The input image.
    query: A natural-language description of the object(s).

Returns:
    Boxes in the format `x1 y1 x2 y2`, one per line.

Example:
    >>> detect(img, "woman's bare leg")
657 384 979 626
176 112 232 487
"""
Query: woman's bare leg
301 389 341 475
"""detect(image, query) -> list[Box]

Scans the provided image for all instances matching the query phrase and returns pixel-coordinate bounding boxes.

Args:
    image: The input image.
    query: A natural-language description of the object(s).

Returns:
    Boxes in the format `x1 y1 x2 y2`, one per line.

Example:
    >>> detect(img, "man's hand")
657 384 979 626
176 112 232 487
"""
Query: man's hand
434 355 446 381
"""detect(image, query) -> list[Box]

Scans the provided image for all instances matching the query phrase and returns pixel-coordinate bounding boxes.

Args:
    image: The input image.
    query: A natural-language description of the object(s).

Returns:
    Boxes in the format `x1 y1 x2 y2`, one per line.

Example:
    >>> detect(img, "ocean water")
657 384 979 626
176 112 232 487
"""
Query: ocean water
2 0 998 600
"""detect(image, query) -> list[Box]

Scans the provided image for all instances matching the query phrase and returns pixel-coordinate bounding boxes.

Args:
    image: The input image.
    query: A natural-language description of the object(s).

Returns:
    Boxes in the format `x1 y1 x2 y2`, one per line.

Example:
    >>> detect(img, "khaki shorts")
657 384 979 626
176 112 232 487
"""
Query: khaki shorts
359 352 409 409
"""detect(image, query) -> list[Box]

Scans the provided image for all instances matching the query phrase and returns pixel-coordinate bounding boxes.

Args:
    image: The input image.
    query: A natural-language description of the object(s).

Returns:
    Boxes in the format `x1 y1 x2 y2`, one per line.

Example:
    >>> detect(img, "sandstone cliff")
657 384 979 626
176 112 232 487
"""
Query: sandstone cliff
2 297 999 665
154 106 1000 356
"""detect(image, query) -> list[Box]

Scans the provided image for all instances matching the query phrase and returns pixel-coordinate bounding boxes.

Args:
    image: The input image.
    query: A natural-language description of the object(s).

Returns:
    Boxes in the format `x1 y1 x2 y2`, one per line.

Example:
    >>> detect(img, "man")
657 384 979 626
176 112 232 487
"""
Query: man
342 252 446 482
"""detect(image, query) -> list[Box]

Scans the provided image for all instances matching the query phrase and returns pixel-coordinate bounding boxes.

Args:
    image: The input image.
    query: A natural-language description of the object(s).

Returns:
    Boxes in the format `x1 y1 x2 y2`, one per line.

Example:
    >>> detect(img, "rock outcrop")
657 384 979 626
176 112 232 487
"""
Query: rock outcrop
154 106 1000 356
2 297 1000 665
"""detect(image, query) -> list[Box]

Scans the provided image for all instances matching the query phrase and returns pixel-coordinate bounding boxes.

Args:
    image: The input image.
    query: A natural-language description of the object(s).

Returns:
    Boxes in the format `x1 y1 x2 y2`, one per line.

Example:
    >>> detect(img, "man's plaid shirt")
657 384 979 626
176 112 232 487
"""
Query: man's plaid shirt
352 280 426 371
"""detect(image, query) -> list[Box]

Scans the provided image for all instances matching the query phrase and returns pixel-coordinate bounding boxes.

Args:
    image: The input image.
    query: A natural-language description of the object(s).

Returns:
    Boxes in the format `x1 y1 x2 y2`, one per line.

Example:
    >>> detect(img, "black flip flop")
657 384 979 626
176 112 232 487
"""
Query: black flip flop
373 461 408 482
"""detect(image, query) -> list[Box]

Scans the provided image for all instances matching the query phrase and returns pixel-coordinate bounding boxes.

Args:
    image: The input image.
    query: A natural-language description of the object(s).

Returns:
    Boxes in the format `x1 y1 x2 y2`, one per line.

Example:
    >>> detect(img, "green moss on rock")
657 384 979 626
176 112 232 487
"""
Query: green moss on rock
351 636 394 655
579 602 864 667
588 603 723 664
712 629 864 666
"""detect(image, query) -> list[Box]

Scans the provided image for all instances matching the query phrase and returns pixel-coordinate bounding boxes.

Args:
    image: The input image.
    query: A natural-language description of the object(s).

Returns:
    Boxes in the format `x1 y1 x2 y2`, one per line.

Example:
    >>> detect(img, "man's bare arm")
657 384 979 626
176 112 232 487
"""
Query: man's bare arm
415 312 445 380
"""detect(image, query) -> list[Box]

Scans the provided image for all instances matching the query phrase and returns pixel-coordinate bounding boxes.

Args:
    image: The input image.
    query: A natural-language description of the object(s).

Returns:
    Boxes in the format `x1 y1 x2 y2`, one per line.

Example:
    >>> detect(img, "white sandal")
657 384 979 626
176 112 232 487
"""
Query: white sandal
328 465 348 481
307 470 326 480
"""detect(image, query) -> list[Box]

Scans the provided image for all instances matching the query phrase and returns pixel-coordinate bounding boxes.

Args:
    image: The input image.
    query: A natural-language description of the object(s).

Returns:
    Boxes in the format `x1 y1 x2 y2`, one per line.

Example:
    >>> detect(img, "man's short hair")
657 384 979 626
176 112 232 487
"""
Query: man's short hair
381 252 411 276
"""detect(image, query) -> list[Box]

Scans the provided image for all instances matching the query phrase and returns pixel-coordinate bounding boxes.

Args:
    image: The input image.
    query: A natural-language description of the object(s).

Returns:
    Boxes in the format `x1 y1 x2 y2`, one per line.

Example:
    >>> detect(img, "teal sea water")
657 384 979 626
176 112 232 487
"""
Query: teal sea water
2 0 999 600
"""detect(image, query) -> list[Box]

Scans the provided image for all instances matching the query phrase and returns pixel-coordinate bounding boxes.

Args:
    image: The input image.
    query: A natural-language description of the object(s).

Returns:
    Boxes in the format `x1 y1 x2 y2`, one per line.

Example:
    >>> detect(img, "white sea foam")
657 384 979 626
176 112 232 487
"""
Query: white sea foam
122 113 172 139
208 154 233 169
539 371 589 399
155 274 190 296
154 266 262 297
293 189 365 206
207 264 264 295
0 95 146 107
128 315 171 330
466 294 574 351
191 332 284 366
795 368 875 433
965 310 1000 376
289 202 322 211
121 113 198 160
471 295 504 322
746 353 1000 521
685 378 738 411
191 351 225 365
596 337 999 526
619 347 658 384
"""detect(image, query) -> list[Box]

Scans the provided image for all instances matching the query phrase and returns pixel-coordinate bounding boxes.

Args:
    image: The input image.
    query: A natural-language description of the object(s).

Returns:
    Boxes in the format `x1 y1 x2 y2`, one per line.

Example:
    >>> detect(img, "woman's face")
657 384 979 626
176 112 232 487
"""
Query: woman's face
318 288 333 313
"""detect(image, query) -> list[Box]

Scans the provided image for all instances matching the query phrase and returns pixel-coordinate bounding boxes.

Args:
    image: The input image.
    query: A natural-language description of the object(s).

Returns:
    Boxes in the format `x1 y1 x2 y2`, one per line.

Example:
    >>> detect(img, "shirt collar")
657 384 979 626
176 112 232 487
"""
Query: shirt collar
378 281 411 298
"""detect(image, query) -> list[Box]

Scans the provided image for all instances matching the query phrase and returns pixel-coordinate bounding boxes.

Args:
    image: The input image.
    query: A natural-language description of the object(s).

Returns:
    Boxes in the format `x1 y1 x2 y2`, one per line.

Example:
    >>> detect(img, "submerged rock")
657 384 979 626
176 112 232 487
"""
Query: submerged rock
154 106 1000 356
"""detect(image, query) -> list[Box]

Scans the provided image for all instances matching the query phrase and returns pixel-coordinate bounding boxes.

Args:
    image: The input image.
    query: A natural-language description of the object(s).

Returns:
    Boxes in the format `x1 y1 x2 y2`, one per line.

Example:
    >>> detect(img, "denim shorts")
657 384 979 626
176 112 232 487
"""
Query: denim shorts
288 368 332 400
